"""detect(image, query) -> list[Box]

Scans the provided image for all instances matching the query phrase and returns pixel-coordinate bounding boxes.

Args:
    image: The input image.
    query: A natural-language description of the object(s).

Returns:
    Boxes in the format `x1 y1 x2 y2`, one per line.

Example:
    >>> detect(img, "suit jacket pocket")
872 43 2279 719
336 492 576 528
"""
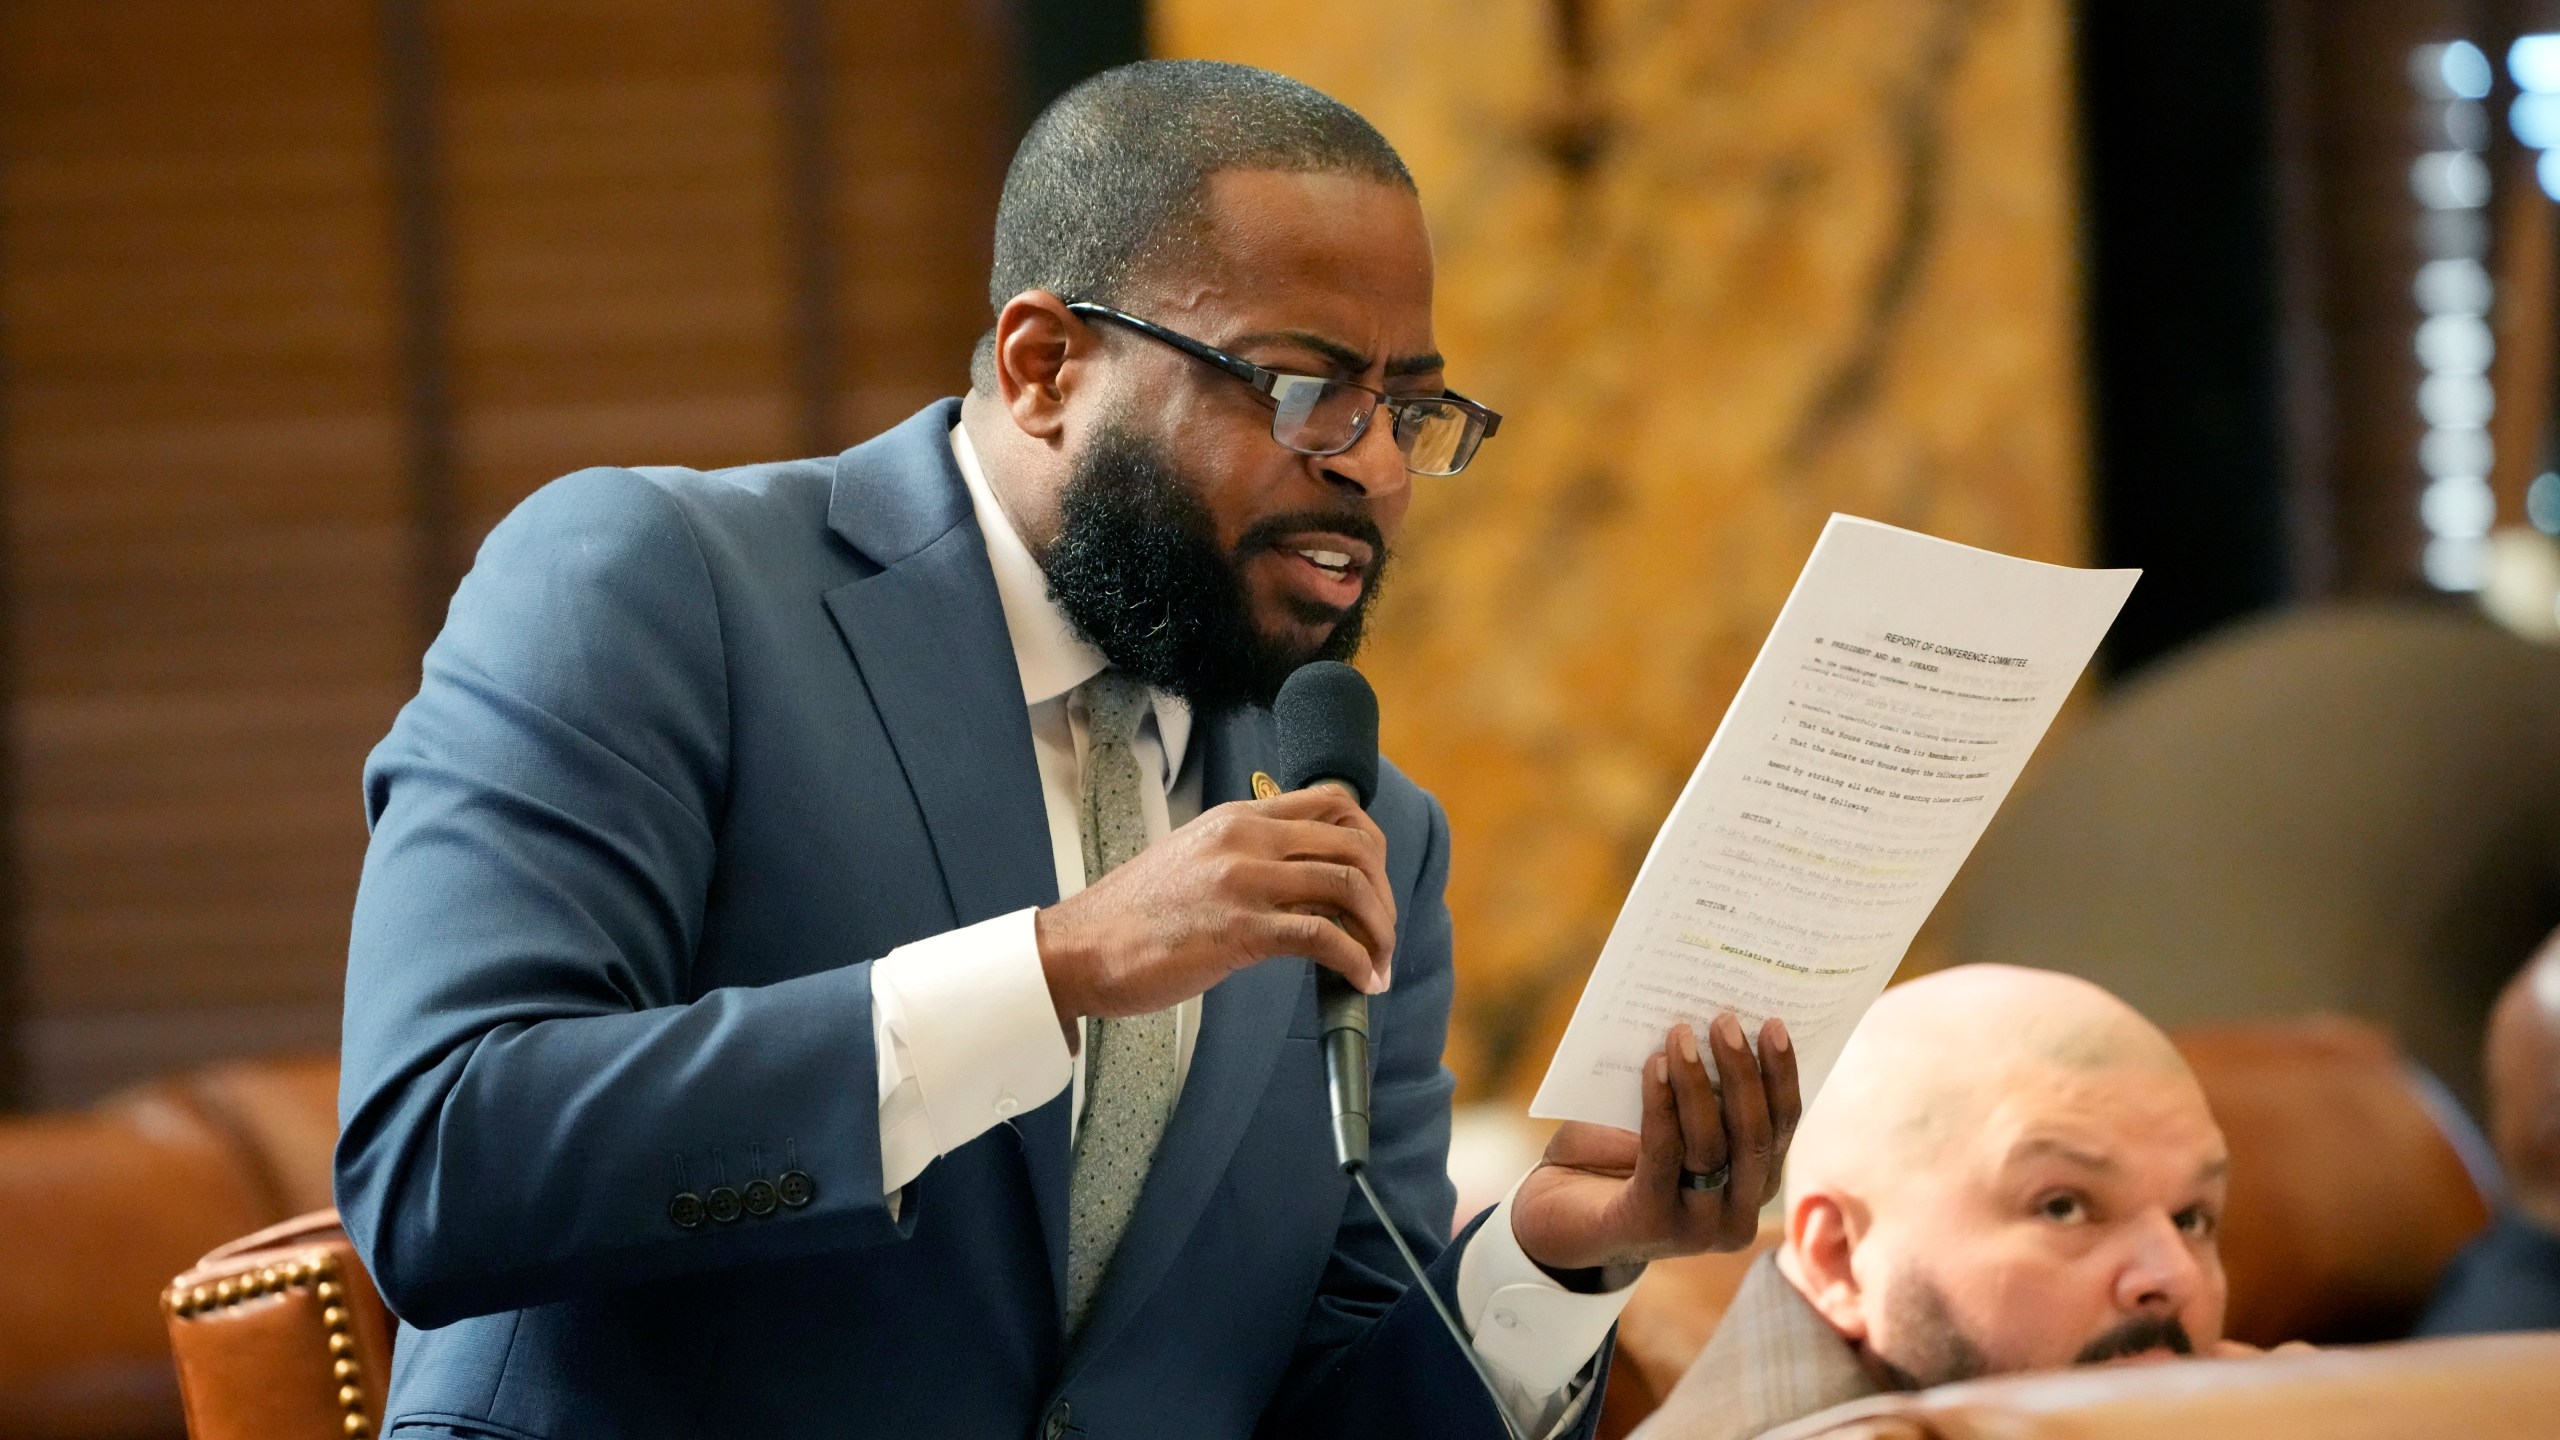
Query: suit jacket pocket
389 1414 551 1440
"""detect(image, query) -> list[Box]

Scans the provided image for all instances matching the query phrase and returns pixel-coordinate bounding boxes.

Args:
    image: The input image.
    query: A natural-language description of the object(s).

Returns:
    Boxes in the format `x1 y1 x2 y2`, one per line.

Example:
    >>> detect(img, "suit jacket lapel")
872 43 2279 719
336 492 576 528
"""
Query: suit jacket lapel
819 400 1056 931
1065 704 1307 1368
822 534 1054 925
818 401 1073 1300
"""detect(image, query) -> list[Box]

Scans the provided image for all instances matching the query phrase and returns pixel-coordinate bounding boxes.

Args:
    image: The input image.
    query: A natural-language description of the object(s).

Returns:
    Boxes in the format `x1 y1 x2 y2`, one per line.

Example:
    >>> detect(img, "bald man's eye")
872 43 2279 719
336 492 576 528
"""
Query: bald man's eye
2175 1205 2219 1240
2035 1192 2090 1224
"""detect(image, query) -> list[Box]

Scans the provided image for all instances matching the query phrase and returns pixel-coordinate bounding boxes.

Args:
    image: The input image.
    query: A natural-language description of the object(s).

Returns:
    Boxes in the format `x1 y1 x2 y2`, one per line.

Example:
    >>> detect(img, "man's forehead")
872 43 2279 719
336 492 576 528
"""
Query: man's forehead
1974 1078 2228 1184
1157 169 1437 370
1994 1131 2230 1182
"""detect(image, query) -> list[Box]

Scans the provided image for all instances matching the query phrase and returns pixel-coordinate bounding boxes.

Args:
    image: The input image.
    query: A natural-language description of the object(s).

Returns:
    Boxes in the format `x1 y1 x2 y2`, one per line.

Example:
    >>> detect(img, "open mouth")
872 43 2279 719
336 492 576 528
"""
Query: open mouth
1291 546 1359 578
1269 533 1374 609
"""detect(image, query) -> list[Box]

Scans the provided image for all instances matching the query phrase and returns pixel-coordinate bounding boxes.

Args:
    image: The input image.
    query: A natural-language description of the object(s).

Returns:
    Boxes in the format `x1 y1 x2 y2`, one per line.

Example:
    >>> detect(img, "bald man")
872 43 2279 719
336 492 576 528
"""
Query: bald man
2417 931 2560 1335
1633 966 2237 1440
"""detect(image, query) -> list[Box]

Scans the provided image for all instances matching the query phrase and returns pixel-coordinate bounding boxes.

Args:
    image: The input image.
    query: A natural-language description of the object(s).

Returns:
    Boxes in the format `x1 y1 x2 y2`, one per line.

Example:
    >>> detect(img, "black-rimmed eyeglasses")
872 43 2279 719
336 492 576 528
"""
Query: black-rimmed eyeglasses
1066 301 1502 477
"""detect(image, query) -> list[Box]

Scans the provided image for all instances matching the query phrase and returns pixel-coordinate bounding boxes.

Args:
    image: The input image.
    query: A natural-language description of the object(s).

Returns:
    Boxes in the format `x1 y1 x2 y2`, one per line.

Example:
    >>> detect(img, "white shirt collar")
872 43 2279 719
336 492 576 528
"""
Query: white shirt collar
951 421 1192 784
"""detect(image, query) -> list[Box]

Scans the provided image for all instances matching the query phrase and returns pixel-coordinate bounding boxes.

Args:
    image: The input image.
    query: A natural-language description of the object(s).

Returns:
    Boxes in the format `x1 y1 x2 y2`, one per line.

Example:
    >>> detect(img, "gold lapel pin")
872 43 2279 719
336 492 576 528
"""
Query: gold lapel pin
1251 771 1282 800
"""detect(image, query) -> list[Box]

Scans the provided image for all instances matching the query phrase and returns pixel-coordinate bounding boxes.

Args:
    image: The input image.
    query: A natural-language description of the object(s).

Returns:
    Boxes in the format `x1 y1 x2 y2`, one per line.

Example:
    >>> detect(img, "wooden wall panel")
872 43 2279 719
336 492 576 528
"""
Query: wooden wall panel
435 0 802 551
2301 3 2458 594
826 0 1009 440
0 1 1007 1106
0 1 414 1103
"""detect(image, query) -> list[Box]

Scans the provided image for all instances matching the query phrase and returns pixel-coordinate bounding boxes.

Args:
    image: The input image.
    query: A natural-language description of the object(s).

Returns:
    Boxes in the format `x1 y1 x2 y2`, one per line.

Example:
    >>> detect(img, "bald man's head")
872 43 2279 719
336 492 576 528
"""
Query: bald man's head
2487 931 2560 1224
1777 966 2230 1390
1785 966 2196 1209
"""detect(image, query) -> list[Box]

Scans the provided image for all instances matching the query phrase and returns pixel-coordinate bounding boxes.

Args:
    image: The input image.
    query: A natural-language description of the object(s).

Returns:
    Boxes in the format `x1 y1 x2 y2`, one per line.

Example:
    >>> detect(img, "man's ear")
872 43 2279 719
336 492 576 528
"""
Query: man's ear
991 290 1084 442
1785 1190 1873 1341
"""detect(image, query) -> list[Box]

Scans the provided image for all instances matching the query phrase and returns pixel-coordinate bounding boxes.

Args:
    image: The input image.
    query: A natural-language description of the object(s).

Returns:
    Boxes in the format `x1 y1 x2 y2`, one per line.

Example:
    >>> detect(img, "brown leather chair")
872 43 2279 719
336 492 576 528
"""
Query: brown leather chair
171 1059 345 1218
0 1056 341 1440
0 1086 272 1440
163 1211 392 1440
1758 1332 2560 1440
2177 1016 2493 1344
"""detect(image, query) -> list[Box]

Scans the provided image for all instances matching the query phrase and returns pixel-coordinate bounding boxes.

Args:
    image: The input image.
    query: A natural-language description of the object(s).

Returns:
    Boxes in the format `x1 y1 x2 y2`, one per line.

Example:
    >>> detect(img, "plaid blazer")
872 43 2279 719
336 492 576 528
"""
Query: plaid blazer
1629 1253 1882 1440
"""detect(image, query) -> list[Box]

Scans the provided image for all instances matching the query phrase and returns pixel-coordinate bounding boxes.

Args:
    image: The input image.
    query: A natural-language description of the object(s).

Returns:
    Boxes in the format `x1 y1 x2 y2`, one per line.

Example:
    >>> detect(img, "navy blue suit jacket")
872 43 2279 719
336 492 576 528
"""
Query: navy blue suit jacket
2414 1209 2560 1337
337 401 1607 1438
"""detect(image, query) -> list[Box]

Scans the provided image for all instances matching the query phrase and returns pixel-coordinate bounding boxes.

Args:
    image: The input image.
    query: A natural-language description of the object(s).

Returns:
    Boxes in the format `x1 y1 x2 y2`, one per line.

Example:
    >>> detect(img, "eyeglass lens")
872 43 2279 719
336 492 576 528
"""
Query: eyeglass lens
1267 375 1485 476
1394 402 1479 475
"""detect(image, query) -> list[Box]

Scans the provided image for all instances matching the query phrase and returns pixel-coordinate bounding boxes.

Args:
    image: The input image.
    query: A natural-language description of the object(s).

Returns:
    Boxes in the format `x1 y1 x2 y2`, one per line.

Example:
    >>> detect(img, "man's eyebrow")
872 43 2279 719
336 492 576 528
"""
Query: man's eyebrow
2004 1136 2119 1173
1228 328 1445 379
2197 1155 2231 1184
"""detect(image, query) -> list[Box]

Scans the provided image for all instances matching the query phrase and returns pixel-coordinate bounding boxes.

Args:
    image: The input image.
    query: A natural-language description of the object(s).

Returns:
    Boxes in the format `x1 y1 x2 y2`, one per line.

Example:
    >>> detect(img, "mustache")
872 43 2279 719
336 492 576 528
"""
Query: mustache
1235 508 1388 562
2074 1314 2194 1365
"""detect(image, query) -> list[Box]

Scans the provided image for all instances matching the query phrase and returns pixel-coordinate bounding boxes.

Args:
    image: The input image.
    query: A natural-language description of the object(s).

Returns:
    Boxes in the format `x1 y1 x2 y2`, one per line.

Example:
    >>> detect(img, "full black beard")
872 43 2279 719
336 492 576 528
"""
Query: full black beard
1037 419 1390 714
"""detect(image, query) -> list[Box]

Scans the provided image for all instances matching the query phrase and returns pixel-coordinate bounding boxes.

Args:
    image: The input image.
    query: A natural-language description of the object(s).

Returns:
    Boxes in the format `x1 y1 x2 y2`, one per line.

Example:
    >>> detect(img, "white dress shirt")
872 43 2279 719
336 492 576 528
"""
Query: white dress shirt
864 422 1633 1434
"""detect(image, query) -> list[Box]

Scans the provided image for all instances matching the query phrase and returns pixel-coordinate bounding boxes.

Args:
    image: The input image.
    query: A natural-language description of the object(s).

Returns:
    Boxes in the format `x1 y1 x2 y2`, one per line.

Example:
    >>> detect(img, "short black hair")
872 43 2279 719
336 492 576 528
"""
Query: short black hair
971 60 1415 393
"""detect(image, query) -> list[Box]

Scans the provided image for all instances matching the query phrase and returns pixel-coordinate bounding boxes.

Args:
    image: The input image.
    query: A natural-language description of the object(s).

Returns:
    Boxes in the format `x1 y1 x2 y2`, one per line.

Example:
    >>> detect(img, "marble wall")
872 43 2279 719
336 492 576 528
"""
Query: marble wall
1155 0 2092 1099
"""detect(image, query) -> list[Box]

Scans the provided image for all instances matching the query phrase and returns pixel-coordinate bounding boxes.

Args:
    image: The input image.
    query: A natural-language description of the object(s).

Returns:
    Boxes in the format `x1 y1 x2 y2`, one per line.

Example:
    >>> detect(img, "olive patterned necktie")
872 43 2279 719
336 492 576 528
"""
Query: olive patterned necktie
1061 669 1178 1337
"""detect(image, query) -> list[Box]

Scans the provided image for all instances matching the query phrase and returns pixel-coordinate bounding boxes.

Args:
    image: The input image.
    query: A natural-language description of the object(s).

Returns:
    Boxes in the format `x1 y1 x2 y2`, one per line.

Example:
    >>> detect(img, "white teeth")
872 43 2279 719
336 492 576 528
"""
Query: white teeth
1294 548 1354 573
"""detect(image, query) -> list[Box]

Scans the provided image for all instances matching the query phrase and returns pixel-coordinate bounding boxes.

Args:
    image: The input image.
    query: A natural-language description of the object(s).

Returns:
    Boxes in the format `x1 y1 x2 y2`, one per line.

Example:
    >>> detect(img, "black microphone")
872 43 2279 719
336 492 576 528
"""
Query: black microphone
1275 663 1531 1440
1273 661 1380 1175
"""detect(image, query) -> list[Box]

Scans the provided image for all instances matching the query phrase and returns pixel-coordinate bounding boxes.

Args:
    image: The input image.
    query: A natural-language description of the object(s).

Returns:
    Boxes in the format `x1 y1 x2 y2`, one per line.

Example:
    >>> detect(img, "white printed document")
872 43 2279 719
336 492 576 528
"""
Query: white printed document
1530 516 2138 1130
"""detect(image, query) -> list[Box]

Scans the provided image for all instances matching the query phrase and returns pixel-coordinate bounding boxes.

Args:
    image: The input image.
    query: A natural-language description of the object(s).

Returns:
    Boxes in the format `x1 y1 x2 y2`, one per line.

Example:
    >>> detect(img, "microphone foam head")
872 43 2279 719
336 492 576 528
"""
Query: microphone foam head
1274 661 1380 806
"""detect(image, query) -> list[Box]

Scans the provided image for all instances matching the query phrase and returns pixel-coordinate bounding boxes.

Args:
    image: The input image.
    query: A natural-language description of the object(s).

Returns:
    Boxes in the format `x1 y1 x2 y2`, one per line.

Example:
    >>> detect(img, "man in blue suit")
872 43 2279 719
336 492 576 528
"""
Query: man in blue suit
338 61 1799 1439
2418 934 2560 1337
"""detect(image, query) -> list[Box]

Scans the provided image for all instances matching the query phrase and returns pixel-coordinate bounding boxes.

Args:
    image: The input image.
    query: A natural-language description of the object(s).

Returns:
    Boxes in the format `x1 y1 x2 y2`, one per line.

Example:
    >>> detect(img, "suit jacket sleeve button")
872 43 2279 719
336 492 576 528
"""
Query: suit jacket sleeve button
1045 1402 1071 1439
742 1178 779 1217
776 1170 815 1208
705 1186 744 1223
669 1192 706 1229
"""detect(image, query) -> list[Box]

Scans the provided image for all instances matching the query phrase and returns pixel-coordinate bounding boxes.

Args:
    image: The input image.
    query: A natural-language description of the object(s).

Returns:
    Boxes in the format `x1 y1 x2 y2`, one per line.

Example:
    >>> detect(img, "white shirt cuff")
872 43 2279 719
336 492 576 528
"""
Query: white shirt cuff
1458 1181 1640 1416
870 908 1074 1196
